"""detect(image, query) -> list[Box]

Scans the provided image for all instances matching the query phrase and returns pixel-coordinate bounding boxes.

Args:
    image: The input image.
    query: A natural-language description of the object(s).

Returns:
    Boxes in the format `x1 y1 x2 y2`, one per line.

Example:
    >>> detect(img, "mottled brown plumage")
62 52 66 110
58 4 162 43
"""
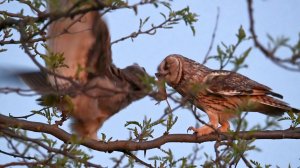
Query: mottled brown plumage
156 54 299 136
20 1 151 139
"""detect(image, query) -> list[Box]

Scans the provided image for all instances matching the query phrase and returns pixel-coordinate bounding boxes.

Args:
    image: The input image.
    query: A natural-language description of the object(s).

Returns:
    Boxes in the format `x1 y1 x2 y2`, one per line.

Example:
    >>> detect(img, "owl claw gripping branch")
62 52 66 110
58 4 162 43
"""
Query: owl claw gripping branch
156 54 300 136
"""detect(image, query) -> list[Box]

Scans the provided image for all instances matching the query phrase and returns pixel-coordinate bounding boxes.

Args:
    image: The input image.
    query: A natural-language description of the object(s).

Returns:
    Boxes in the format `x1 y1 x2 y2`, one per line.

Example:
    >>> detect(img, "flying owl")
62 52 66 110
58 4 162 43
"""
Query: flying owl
20 1 151 139
155 54 300 136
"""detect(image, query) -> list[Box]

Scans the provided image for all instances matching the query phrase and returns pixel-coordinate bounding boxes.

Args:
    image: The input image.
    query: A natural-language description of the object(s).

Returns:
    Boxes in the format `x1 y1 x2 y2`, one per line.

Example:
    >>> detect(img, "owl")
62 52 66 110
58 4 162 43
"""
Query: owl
155 54 300 136
20 1 151 139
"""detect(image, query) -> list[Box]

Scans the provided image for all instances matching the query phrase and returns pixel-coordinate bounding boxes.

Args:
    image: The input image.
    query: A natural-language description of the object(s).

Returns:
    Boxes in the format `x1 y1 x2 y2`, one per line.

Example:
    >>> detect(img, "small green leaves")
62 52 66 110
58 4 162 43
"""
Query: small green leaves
125 117 164 141
32 95 73 124
165 114 178 134
31 107 56 124
208 25 251 71
149 148 197 168
250 160 272 168
139 16 150 30
100 133 113 142
231 47 251 71
41 52 68 70
104 0 127 7
170 7 198 36
41 133 57 148
278 111 300 128
37 95 74 113
141 75 157 93
236 26 246 43
0 28 13 51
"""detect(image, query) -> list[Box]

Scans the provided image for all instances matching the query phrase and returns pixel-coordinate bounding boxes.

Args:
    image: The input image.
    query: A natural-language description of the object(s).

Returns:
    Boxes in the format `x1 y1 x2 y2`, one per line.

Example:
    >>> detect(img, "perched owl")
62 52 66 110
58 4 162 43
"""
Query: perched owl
20 1 151 139
155 54 300 136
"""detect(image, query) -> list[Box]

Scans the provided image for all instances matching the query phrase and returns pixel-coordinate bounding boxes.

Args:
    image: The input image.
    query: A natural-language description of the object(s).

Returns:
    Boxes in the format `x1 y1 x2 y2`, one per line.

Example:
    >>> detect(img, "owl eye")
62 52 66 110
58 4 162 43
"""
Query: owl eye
163 63 169 71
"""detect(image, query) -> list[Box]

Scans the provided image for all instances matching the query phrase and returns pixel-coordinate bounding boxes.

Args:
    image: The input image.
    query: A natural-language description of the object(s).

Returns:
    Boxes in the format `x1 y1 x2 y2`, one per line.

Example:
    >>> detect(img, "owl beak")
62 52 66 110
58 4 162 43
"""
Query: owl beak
155 72 168 78
155 72 162 78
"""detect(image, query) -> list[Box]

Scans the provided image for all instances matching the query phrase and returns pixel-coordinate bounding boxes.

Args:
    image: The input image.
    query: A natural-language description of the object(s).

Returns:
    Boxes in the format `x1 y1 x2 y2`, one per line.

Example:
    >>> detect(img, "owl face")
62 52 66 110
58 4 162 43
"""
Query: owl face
155 55 183 86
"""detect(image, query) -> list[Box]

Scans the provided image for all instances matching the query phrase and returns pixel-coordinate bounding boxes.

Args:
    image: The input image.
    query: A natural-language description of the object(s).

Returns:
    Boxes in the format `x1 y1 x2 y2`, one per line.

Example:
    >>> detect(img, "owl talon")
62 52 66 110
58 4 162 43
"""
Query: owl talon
187 126 198 133
156 55 299 138
217 126 230 133
187 126 215 136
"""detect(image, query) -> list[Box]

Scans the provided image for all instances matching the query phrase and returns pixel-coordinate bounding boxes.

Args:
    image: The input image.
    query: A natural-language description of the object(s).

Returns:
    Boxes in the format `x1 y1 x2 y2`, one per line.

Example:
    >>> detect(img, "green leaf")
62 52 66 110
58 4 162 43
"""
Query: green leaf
125 121 142 129
101 133 106 141
143 17 150 26
237 25 246 42
160 12 167 20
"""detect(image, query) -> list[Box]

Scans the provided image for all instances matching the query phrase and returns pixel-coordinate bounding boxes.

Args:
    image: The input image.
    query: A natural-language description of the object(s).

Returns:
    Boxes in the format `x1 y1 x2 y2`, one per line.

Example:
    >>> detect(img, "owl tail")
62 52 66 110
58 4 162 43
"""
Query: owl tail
255 96 300 116
291 107 300 113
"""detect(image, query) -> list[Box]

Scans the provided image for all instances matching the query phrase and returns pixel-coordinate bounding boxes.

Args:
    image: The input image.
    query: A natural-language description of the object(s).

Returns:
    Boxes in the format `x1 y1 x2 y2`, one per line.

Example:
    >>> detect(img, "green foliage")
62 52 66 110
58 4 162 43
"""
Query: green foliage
37 94 74 113
171 7 198 35
104 0 127 7
41 133 57 148
250 160 272 168
237 25 246 43
30 0 46 9
139 16 150 31
0 27 12 52
31 107 59 124
164 114 178 134
140 75 157 93
125 117 164 141
126 5 198 43
278 111 300 128
213 113 283 167
149 148 197 168
126 156 135 168
209 26 251 71
100 133 113 142
31 95 73 124
40 47 69 70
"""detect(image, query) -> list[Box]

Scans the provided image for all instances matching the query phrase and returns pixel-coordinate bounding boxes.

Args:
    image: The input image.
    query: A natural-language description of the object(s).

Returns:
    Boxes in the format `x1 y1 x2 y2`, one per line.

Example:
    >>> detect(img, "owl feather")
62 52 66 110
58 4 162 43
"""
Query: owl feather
19 1 151 139
156 54 299 136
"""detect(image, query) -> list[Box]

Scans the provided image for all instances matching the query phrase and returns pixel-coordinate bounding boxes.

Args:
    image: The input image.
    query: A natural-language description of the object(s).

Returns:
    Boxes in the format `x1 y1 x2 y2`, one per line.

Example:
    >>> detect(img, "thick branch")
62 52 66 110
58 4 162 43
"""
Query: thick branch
1 113 300 152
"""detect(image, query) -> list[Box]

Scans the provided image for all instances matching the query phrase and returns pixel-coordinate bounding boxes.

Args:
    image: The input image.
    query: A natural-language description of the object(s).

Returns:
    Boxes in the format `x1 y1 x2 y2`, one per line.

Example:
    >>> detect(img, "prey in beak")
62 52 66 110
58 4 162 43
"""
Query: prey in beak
154 61 168 101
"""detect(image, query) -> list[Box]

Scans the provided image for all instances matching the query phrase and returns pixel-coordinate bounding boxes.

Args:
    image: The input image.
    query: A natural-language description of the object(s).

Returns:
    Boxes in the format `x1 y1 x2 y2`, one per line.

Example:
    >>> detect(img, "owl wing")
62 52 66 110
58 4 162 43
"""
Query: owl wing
203 70 283 99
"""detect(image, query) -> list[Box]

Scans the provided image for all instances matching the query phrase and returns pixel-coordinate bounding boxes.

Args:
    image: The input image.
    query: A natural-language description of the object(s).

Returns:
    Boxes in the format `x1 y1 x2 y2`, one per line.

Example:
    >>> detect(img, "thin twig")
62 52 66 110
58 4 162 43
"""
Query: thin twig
0 149 35 160
202 7 220 64
0 87 37 96
123 151 154 168
240 154 253 168
111 17 172 45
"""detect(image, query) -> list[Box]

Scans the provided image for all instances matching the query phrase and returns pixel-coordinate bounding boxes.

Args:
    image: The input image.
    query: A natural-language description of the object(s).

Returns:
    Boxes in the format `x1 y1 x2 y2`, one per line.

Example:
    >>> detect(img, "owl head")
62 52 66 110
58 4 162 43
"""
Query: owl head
155 54 183 86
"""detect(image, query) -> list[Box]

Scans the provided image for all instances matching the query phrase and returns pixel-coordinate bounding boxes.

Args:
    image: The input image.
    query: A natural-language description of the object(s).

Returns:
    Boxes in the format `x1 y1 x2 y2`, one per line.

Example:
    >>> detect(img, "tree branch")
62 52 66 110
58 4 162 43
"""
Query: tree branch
123 151 154 168
1 113 300 153
111 17 173 45
0 149 35 160
1 127 103 168
247 0 300 72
